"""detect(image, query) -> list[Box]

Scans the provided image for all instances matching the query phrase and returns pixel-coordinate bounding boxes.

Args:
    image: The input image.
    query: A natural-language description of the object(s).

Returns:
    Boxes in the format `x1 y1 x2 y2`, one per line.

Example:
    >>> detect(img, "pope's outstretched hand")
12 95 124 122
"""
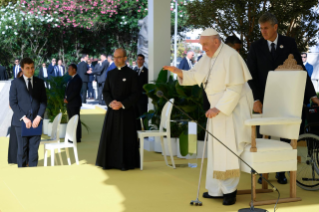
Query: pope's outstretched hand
163 66 183 79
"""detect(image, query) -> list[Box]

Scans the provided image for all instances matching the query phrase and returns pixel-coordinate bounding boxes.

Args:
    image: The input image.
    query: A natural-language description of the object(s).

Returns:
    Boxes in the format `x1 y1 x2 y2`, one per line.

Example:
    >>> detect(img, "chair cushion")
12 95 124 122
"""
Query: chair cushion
240 139 297 174
244 139 293 152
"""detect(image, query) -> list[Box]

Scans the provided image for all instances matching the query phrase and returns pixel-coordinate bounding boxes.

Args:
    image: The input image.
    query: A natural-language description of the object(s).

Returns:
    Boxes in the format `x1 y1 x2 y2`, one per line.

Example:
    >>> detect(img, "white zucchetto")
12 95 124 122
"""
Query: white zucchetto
201 28 219 36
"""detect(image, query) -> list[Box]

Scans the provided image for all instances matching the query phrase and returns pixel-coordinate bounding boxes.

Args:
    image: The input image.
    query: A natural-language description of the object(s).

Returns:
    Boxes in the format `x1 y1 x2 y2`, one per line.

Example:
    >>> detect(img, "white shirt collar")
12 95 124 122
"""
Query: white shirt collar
267 33 279 50
303 62 307 66
22 74 33 87
71 73 77 78
117 65 127 70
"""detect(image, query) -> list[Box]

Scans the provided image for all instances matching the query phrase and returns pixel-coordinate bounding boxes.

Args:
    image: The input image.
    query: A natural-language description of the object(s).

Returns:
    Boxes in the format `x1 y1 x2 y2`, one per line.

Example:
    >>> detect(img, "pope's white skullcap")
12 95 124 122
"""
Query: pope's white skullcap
201 28 219 36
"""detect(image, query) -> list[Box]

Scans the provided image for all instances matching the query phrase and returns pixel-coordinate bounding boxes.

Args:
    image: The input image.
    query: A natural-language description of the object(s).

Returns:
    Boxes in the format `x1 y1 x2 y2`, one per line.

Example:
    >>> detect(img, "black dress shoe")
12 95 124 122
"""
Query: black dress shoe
202 192 223 199
223 190 237 206
277 172 287 184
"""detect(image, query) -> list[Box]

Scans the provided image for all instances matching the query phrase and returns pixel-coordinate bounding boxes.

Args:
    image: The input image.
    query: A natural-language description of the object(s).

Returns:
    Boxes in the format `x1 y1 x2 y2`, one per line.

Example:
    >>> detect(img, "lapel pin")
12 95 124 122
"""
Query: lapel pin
280 45 284 49
123 78 126 81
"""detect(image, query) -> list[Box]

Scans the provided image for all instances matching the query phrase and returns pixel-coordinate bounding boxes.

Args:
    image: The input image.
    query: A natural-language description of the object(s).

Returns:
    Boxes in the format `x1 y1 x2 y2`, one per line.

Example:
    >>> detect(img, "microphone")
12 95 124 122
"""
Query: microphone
156 90 279 212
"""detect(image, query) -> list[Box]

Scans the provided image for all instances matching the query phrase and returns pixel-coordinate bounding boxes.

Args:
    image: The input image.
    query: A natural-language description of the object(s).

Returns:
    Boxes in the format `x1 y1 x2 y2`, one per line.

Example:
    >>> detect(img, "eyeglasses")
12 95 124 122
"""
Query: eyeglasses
302 56 307 58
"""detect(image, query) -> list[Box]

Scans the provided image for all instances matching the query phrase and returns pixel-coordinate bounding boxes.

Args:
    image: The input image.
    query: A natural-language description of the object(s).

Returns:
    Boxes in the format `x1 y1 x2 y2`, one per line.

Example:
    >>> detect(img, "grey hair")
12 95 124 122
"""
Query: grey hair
259 12 278 26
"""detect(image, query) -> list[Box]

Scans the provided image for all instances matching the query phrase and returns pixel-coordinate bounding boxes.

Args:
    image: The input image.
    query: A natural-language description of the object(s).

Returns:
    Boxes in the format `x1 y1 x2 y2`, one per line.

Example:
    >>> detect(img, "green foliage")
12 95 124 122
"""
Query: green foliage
143 69 206 140
46 75 70 123
186 0 319 56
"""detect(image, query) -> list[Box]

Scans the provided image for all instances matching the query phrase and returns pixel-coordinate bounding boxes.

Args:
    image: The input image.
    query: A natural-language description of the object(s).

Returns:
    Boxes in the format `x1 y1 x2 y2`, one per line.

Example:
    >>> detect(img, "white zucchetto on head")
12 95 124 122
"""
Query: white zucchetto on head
201 28 219 36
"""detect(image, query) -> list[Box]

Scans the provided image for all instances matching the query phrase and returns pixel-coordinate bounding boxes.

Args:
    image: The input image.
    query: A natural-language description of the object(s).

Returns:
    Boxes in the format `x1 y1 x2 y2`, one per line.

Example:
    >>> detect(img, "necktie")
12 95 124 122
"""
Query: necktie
28 78 33 99
271 43 276 59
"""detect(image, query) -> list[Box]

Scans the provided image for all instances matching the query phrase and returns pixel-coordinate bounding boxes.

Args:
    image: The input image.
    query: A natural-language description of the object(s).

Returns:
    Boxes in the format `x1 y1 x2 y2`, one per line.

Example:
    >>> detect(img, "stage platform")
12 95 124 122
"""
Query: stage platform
0 109 318 212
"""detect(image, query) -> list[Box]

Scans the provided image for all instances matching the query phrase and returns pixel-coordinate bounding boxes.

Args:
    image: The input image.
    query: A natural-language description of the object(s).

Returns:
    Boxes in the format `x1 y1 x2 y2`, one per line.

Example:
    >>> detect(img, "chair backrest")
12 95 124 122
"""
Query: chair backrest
159 99 174 133
50 113 62 140
260 71 307 139
64 115 79 145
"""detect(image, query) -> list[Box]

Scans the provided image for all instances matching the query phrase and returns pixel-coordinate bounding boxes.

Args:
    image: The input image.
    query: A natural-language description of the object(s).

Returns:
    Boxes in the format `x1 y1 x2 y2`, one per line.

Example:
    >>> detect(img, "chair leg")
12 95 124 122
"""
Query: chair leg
54 155 58 165
160 136 169 167
262 173 268 189
166 136 176 169
44 149 48 167
51 149 55 167
73 147 79 165
58 147 63 166
290 171 297 198
252 174 256 201
140 136 144 170
65 148 71 165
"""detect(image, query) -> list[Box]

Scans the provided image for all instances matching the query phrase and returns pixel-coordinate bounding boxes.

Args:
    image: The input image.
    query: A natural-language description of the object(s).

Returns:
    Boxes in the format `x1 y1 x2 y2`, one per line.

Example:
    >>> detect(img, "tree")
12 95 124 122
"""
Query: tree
185 0 319 55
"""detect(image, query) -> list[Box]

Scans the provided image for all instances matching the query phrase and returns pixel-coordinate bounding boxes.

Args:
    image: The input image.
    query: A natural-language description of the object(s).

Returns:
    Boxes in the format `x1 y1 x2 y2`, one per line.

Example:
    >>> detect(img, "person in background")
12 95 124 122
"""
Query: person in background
178 51 194 70
225 36 242 53
47 58 57 79
13 59 21 79
56 60 66 77
0 63 7 80
64 64 83 143
132 61 137 70
301 53 313 78
38 63 48 87
77 54 89 103
87 59 95 100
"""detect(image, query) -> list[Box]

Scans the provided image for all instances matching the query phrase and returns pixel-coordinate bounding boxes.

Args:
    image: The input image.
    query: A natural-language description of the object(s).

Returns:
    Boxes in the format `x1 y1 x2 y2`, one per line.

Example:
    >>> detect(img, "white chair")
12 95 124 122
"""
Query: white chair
239 58 306 206
44 115 80 166
41 113 63 166
137 99 176 170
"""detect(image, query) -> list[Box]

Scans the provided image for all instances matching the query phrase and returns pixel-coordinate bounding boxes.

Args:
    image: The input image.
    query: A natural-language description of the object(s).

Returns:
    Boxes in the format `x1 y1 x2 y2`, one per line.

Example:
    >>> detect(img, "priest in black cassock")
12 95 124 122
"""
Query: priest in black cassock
96 48 140 171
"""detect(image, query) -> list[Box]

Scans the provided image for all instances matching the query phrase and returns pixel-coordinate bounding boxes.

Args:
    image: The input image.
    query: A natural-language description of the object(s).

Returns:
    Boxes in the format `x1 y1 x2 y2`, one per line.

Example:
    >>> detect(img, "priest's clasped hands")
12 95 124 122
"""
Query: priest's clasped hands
110 100 123 110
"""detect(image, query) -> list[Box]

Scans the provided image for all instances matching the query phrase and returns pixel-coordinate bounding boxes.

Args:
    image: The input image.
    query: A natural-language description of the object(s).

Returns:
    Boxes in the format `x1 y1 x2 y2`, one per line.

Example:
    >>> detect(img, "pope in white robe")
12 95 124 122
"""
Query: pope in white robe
164 28 254 205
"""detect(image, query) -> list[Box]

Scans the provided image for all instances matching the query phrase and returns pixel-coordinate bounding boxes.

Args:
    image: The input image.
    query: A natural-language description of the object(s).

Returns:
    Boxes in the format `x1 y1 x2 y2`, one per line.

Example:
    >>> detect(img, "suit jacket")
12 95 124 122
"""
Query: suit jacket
247 34 316 104
47 64 57 79
178 57 191 70
38 67 48 80
13 65 22 79
9 76 47 127
0 65 7 80
134 66 149 104
197 55 203 61
65 74 82 107
56 65 66 77
92 60 109 83
77 61 89 83
305 63 314 78
105 62 116 80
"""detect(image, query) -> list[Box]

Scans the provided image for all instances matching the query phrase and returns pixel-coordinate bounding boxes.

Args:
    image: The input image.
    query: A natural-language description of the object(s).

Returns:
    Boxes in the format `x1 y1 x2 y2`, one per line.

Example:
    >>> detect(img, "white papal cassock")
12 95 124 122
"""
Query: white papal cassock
178 42 254 196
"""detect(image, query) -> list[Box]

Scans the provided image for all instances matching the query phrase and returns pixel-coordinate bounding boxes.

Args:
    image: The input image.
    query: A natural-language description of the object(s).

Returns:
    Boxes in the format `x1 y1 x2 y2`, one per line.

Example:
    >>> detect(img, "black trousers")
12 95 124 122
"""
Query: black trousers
67 106 82 142
97 82 105 104
15 127 41 168
81 82 88 103
88 82 95 98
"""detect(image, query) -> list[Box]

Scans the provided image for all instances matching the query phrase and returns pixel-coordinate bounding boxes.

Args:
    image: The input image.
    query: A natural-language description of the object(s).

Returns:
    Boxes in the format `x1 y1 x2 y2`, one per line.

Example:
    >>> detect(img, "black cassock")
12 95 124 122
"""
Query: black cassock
96 66 141 170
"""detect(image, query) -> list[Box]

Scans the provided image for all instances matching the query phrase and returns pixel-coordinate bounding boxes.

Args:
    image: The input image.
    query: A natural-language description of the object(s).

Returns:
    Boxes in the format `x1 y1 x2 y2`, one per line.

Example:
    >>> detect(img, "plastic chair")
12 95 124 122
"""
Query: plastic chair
239 69 306 206
41 113 63 166
137 99 176 170
44 115 79 166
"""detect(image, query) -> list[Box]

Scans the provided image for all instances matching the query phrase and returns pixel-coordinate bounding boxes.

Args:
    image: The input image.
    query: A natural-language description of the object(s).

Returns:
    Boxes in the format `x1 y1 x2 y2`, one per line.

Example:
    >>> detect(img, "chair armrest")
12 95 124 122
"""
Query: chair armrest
245 117 301 126
252 114 263 118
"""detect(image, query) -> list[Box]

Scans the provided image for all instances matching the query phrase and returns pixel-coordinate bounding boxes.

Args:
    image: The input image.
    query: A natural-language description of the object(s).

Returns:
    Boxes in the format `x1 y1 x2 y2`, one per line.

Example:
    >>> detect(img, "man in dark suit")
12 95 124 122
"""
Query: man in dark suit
178 51 194 70
225 36 242 53
247 12 319 184
133 54 148 130
301 53 314 78
64 64 82 143
13 59 21 79
38 63 48 87
77 54 89 103
0 64 7 80
105 55 116 79
47 58 57 79
56 60 66 77
87 59 95 100
89 54 109 105
9 57 47 168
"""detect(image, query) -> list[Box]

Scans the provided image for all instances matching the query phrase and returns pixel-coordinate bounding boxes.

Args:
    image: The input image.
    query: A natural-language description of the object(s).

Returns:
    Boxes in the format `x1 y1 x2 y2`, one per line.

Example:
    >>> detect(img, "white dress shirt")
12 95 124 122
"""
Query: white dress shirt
137 65 144 76
186 57 193 69
43 67 48 78
58 66 63 76
15 65 20 77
